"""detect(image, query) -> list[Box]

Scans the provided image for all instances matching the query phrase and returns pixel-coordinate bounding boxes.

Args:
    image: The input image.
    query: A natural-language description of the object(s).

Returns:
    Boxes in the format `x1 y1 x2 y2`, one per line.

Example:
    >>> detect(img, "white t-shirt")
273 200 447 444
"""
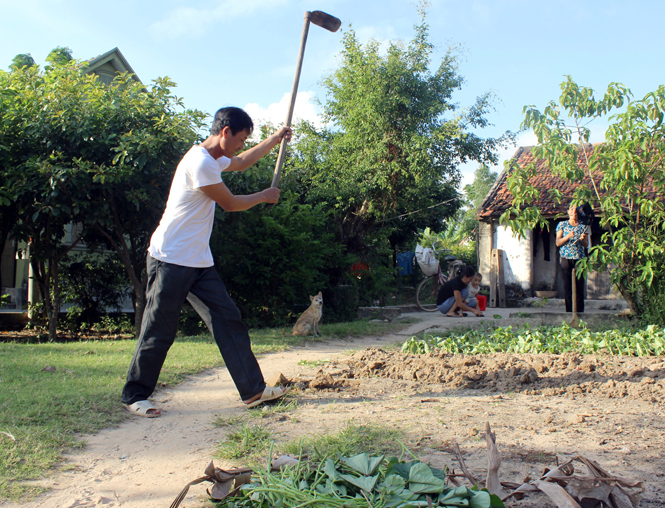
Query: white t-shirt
466 283 481 299
148 146 231 267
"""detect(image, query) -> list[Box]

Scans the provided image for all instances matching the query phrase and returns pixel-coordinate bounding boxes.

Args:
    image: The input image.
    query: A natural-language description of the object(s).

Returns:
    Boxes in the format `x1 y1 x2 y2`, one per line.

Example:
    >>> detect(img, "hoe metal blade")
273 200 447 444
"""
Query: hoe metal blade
308 10 341 32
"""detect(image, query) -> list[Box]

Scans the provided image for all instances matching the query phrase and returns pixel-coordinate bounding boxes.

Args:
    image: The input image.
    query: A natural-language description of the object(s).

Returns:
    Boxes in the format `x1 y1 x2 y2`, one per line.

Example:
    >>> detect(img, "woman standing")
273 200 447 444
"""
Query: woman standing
556 203 589 313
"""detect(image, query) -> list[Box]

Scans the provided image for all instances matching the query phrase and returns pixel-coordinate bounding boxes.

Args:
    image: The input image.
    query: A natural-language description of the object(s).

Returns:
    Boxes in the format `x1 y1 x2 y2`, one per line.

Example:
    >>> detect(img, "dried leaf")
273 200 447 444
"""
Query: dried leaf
534 480 582 508
209 479 235 501
204 461 216 478
271 454 300 469
485 422 502 496
610 485 636 508
41 366 56 372
565 477 613 505
501 482 539 502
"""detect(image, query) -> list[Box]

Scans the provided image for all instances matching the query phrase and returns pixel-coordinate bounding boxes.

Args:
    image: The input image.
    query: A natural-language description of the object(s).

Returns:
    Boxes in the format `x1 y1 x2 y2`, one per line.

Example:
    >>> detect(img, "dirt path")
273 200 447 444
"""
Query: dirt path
3 310 664 508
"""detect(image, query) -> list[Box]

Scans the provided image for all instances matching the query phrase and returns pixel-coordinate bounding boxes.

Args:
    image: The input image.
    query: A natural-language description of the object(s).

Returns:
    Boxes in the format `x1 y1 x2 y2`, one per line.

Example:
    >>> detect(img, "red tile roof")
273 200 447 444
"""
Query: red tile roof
477 145 602 220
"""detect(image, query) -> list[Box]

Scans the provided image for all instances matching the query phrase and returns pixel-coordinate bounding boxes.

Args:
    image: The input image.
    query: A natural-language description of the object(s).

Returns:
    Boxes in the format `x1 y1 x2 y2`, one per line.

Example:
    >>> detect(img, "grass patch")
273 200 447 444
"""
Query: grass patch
280 421 408 461
212 397 299 428
297 359 330 367
215 422 272 461
0 318 410 501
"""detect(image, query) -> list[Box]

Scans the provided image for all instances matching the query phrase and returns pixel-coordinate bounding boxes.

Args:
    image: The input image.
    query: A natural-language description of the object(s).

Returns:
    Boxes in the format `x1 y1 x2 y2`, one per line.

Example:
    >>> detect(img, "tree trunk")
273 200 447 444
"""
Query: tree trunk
617 280 638 316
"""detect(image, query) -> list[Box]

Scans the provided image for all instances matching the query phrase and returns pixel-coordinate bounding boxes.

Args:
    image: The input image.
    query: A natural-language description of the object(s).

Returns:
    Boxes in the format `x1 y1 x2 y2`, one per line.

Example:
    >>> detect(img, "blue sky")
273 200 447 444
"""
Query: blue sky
2 0 664 187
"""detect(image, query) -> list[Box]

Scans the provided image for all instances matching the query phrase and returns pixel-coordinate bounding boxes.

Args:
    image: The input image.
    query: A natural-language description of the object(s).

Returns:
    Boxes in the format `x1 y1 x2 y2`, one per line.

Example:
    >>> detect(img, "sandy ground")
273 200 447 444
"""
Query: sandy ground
3 308 663 508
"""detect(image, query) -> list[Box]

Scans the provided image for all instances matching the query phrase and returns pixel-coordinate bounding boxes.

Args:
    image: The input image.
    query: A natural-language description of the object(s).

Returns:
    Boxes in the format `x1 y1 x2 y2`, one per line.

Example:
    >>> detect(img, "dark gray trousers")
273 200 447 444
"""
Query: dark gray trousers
121 255 266 405
560 257 585 313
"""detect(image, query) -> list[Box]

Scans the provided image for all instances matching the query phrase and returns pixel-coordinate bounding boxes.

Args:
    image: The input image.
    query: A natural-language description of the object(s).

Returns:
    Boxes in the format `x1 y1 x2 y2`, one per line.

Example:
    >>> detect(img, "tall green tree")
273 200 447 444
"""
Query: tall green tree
437 164 498 261
45 46 72 69
0 52 205 338
9 53 35 70
502 77 665 319
291 7 509 257
465 164 498 209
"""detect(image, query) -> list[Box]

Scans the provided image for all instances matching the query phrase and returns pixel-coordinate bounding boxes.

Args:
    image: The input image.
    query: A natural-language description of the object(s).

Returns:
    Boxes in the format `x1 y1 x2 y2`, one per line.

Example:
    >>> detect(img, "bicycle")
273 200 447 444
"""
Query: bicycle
415 241 465 312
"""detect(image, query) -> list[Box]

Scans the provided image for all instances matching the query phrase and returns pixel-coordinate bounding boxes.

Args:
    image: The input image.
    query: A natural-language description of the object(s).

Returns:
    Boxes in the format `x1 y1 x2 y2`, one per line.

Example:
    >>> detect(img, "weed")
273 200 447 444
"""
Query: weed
297 359 330 367
212 413 247 428
248 397 299 418
280 421 406 460
216 422 272 461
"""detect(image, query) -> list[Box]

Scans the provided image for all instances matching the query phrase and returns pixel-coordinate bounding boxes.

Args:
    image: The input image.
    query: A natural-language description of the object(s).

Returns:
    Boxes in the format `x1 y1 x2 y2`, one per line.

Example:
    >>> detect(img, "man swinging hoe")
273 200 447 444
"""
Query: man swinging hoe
122 107 291 417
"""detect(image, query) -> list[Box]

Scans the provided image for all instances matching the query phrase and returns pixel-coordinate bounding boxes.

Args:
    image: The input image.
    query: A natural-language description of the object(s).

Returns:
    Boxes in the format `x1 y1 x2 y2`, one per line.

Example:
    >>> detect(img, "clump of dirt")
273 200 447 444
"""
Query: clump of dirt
300 348 665 402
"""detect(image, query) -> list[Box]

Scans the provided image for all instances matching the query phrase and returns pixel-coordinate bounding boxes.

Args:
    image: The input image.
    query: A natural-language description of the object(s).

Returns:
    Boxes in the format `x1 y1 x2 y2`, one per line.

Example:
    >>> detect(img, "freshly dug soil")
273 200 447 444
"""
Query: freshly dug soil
302 348 665 403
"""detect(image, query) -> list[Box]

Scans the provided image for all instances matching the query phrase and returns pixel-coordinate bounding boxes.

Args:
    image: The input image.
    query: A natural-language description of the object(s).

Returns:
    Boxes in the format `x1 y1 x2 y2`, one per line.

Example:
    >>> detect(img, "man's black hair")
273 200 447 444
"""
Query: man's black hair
211 107 254 136
460 266 476 279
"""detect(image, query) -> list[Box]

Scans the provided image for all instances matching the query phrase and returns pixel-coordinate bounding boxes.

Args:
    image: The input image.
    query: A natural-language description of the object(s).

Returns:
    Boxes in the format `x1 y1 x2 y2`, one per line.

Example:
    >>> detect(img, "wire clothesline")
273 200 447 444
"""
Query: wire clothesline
385 198 457 222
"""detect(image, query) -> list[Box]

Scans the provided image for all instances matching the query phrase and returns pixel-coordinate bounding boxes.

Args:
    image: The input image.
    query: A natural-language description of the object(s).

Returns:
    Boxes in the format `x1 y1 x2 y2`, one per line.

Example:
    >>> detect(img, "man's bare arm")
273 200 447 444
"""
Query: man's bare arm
224 127 292 172
199 182 280 212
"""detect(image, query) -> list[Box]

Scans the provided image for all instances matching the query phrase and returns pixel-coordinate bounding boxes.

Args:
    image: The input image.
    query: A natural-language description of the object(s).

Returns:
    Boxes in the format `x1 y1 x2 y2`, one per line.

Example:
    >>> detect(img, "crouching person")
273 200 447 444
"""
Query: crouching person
436 266 483 317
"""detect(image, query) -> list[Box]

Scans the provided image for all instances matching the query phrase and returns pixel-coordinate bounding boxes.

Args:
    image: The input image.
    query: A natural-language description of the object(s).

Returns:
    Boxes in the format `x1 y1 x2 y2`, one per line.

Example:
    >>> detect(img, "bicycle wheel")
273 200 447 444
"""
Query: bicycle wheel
416 276 442 312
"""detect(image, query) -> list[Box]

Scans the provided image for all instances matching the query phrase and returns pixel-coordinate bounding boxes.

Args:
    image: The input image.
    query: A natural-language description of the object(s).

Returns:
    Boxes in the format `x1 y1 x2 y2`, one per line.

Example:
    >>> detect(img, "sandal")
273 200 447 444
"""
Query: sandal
245 386 290 409
126 400 161 418
446 312 461 318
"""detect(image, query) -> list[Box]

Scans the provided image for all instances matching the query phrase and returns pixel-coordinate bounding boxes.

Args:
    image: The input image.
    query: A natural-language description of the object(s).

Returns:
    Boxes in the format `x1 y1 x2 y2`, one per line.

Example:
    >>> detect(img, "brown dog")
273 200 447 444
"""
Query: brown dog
292 291 323 336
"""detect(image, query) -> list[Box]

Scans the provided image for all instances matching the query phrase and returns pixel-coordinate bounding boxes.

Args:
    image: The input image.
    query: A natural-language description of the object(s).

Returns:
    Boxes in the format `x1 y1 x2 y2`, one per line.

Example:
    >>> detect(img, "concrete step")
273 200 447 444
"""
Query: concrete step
521 298 628 311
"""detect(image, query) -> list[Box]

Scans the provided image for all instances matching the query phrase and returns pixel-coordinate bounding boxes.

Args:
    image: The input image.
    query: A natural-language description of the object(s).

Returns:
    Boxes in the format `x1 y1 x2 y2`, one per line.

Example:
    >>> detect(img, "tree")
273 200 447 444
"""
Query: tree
435 164 498 267
465 164 498 209
291 6 509 259
9 53 35 70
0 52 205 339
45 46 72 68
209 129 352 327
502 77 665 320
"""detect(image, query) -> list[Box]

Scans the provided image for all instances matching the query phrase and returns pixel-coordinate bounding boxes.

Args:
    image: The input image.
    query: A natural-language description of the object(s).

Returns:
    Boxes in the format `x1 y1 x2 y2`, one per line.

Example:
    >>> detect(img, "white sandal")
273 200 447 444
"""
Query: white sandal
245 386 290 409
126 400 161 418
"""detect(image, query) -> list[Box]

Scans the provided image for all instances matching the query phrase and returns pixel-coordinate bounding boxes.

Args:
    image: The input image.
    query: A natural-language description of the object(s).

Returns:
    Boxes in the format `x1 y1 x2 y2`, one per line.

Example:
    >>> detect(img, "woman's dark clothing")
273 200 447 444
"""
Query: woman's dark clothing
560 257 584 313
436 277 466 306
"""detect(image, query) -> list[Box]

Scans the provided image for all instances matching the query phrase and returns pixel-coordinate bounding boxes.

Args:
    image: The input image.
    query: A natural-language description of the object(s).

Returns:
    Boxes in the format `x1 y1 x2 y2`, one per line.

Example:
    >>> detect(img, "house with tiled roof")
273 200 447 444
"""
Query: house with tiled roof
475 145 617 301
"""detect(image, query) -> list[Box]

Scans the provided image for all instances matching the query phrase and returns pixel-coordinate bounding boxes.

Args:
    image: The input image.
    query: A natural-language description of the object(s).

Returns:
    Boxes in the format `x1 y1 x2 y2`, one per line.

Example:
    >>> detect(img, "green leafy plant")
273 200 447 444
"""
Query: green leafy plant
417 227 446 250
214 453 501 507
402 323 665 356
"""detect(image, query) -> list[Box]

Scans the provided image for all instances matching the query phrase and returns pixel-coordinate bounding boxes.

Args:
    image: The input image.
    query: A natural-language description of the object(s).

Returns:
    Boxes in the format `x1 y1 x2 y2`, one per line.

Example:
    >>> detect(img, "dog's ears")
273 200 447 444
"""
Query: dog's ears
317 291 322 297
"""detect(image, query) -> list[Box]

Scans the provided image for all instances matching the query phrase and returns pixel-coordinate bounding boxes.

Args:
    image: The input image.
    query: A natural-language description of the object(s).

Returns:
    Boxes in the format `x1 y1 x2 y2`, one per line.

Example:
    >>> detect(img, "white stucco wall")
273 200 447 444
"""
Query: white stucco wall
494 225 532 291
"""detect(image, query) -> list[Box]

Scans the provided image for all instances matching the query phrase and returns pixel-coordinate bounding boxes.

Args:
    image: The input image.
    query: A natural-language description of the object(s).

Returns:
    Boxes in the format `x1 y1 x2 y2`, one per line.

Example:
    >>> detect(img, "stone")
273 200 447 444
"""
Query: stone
266 372 289 387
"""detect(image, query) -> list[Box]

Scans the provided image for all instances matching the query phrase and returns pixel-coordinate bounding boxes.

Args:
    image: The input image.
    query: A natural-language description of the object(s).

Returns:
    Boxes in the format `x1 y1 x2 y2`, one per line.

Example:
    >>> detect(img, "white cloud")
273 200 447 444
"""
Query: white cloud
149 0 288 39
243 90 324 139
354 24 399 55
